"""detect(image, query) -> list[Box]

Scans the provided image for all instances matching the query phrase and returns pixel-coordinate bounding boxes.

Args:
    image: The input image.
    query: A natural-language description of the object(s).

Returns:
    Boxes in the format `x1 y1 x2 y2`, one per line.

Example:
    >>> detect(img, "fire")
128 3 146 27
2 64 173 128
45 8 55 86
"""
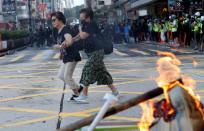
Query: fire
138 52 204 131
156 52 204 121
138 101 155 131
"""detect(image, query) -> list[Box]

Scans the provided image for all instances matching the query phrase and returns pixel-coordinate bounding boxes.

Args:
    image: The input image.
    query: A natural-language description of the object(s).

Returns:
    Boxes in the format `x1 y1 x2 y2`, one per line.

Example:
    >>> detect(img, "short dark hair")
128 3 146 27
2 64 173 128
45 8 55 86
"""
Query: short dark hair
79 8 94 20
51 11 66 24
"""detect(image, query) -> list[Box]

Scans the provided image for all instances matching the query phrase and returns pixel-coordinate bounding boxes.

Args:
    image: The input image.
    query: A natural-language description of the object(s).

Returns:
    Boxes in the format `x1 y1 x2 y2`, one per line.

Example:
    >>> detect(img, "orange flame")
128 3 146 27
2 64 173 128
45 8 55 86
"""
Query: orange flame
156 52 204 121
138 52 204 131
138 101 154 131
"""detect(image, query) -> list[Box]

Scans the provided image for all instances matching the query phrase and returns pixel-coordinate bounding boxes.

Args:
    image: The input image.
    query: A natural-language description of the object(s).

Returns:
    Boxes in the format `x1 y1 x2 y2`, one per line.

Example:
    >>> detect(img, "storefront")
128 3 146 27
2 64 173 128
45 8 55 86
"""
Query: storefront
126 0 168 19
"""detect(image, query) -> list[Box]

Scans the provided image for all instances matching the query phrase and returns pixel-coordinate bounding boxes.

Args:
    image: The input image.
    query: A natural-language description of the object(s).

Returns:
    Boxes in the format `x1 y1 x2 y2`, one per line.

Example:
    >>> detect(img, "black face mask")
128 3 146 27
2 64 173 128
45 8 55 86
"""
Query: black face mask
80 20 86 25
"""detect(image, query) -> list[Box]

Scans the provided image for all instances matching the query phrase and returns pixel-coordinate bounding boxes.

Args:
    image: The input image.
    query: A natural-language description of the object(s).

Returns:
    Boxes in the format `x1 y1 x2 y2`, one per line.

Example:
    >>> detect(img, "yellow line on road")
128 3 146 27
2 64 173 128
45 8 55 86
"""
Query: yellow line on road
31 51 45 61
10 54 25 62
0 86 61 91
108 116 140 121
171 48 192 53
0 79 56 88
0 80 149 102
0 91 70 102
81 107 101 113
0 115 59 128
53 53 60 59
0 106 57 115
0 111 140 129
89 90 143 95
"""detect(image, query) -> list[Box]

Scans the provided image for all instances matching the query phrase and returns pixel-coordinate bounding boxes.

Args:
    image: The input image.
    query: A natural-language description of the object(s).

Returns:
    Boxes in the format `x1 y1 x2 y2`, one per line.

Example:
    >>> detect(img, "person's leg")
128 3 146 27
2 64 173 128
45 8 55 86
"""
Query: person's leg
64 62 80 95
57 62 65 82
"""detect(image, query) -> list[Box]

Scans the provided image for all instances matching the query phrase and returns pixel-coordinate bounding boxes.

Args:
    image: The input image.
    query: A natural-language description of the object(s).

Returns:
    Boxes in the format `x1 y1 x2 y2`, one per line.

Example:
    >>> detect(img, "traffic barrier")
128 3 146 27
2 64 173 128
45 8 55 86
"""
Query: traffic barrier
0 37 29 56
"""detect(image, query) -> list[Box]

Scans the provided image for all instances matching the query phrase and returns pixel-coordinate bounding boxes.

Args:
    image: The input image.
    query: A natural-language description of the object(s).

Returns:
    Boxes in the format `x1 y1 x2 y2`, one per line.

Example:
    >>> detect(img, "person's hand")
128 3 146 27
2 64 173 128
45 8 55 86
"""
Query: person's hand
61 41 68 49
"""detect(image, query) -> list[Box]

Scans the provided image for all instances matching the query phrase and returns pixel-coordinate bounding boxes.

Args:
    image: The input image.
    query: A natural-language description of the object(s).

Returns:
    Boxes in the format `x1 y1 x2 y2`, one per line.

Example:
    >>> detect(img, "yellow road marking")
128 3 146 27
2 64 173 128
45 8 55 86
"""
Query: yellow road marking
130 49 149 55
171 48 192 53
108 116 140 121
81 107 101 113
0 106 57 115
0 79 56 88
10 54 25 62
0 112 140 129
0 91 70 102
113 48 128 56
89 90 143 95
0 115 58 128
31 51 46 61
53 53 60 59
0 80 149 102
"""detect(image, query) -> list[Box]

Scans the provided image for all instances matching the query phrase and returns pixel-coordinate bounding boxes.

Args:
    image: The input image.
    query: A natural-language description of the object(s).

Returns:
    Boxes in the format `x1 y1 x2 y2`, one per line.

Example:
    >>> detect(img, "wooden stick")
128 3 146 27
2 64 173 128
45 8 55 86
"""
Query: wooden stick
59 87 163 131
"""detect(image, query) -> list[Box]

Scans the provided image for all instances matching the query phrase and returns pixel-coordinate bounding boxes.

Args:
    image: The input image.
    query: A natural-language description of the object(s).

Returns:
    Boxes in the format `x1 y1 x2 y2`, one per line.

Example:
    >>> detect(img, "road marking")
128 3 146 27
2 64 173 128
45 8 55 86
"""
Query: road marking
31 50 52 61
81 107 101 113
0 112 140 129
0 115 59 128
107 116 140 121
0 80 150 102
113 48 128 56
0 91 70 102
0 106 57 115
10 54 25 62
130 49 149 55
148 49 160 53
89 90 143 95
53 53 60 59
171 48 192 54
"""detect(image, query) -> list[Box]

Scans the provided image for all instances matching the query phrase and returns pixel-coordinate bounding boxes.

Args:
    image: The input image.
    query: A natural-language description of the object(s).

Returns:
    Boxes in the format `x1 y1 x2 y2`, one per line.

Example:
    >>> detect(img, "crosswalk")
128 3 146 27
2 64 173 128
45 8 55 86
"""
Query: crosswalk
0 46 198 65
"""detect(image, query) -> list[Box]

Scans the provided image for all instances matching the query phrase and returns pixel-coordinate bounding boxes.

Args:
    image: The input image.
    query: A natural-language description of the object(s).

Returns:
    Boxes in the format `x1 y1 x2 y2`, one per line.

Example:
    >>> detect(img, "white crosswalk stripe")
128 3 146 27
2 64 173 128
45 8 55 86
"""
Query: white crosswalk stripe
10 54 25 62
130 49 150 55
113 48 128 56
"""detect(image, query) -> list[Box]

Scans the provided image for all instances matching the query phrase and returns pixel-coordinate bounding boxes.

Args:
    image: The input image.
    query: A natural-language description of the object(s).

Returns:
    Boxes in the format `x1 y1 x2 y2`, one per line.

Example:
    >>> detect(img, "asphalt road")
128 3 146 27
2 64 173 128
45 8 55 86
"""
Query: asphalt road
0 42 204 131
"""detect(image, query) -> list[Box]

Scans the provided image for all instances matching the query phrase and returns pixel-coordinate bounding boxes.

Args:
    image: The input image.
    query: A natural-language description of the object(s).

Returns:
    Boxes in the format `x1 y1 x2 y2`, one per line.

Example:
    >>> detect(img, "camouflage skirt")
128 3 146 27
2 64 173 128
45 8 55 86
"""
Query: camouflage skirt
80 49 113 87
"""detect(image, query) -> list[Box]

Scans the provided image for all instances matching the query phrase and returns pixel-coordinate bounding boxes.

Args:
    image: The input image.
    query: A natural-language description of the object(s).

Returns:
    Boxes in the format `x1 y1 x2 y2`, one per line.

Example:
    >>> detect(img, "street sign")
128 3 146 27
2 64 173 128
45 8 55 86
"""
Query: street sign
2 0 16 13
38 3 47 11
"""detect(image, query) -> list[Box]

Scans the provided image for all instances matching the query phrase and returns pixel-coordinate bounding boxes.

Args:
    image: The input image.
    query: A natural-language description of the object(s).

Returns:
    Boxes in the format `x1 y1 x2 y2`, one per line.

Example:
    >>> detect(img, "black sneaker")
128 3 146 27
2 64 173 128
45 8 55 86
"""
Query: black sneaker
67 94 78 102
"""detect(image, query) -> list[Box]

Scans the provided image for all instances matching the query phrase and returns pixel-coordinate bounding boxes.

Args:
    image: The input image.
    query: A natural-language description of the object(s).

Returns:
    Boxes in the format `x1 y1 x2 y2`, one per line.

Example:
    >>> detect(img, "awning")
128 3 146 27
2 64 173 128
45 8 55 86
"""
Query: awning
128 0 158 11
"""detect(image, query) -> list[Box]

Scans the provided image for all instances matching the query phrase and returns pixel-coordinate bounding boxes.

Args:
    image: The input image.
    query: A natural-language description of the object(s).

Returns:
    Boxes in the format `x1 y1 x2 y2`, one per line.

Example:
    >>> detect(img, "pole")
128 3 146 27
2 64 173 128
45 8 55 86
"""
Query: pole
59 87 164 131
42 0 45 28
56 82 66 129
28 0 32 32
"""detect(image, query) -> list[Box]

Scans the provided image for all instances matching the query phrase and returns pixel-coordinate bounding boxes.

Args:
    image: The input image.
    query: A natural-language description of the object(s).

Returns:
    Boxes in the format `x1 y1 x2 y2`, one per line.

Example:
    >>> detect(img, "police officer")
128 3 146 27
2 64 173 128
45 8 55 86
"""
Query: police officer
192 12 202 50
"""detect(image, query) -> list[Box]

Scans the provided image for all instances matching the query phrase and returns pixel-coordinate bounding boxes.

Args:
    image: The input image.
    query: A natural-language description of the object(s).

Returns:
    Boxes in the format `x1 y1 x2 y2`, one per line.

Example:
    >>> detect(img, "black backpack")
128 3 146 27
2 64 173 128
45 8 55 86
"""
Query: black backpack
92 33 113 55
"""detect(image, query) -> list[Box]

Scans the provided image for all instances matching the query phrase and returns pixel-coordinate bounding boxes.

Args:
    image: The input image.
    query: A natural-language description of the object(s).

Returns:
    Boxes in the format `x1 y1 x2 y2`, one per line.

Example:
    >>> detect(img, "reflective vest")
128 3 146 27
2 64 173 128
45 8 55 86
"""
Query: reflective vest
172 19 178 32
153 23 159 32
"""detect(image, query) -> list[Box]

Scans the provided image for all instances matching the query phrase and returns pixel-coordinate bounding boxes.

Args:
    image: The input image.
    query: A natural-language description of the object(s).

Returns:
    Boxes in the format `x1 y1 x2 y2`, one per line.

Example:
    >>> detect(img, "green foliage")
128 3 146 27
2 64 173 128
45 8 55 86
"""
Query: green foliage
0 30 29 40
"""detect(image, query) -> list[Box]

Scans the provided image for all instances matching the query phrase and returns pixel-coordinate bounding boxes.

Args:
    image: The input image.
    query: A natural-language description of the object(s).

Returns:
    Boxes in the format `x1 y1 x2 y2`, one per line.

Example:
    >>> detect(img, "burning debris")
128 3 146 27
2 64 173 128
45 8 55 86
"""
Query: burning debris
139 52 204 131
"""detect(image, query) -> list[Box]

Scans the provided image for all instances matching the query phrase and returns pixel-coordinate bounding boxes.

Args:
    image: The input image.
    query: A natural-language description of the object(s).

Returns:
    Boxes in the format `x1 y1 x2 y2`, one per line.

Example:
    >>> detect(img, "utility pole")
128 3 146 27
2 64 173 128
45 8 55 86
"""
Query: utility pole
42 0 45 28
28 0 32 32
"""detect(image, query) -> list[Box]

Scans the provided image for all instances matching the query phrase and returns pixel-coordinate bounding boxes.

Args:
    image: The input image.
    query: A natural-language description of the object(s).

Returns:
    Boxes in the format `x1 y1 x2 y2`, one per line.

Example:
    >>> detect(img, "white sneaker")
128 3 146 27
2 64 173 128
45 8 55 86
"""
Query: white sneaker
112 91 120 98
74 94 89 104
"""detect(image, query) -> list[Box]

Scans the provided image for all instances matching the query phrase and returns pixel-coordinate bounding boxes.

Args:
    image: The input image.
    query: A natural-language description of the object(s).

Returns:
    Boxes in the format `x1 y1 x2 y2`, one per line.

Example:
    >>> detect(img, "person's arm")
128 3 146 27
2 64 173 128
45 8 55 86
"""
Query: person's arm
79 25 89 39
61 33 73 48
73 34 81 42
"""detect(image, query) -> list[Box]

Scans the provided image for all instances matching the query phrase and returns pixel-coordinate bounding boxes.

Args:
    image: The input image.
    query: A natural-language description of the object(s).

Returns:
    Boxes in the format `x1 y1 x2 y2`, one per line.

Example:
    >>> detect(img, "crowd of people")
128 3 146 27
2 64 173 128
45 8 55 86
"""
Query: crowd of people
111 12 204 51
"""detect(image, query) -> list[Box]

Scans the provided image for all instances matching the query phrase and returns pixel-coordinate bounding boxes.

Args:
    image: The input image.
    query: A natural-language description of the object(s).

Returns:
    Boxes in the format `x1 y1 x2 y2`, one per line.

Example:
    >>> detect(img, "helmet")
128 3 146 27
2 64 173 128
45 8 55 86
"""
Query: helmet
172 14 176 19
195 12 200 17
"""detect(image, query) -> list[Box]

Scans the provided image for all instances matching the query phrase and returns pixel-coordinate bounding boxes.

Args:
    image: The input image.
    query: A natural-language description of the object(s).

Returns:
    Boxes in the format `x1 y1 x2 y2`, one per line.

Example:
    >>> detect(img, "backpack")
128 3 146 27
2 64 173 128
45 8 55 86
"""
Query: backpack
91 33 113 55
